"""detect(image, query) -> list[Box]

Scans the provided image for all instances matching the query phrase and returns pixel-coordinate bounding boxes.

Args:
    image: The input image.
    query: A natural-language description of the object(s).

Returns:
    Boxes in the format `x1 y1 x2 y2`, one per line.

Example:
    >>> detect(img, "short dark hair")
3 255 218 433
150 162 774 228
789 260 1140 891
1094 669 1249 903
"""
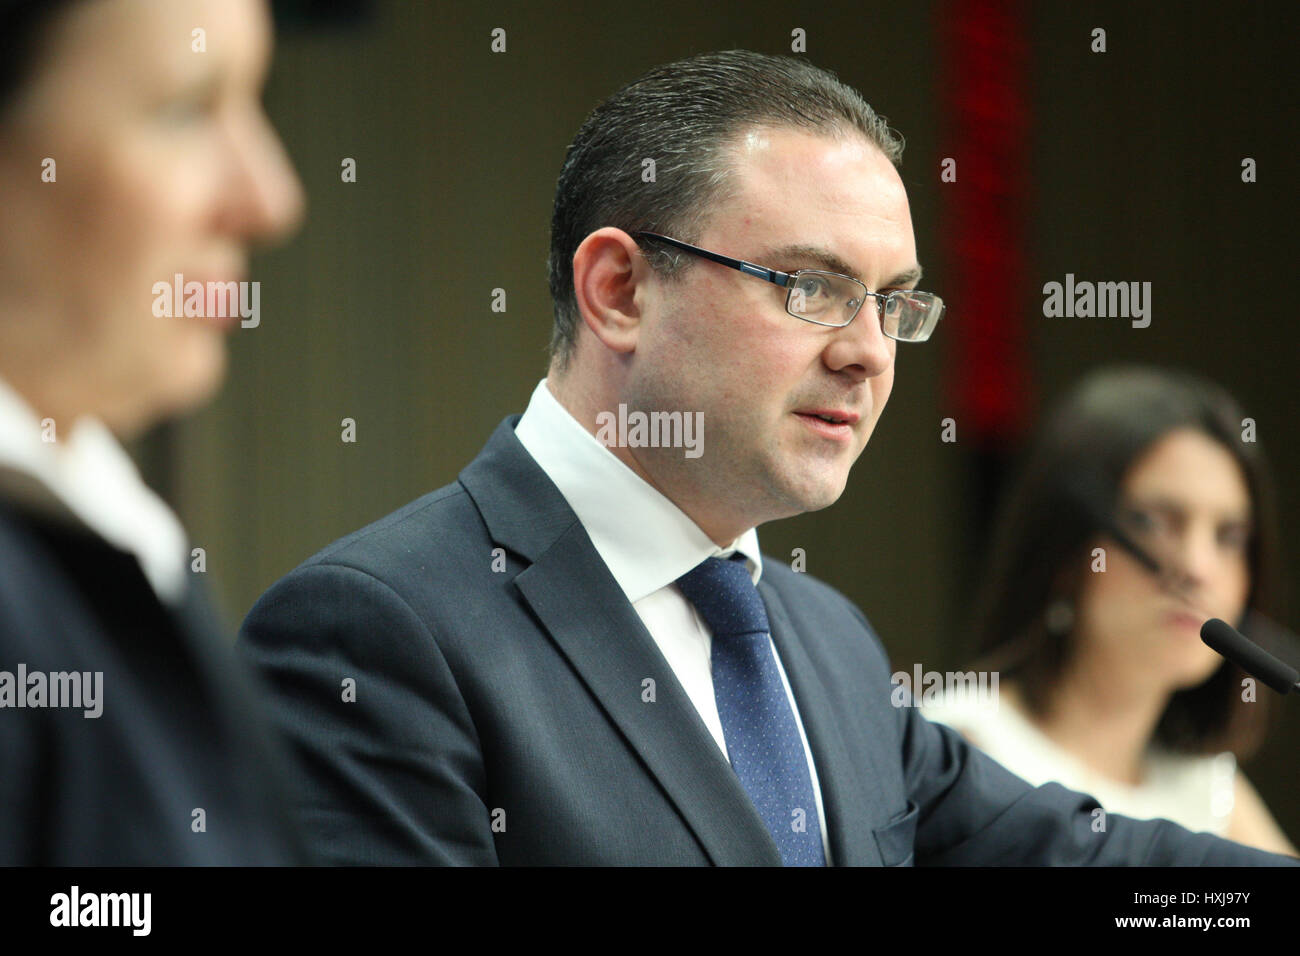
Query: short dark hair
0 1 85 116
0 1 349 118
546 50 904 370
967 365 1284 757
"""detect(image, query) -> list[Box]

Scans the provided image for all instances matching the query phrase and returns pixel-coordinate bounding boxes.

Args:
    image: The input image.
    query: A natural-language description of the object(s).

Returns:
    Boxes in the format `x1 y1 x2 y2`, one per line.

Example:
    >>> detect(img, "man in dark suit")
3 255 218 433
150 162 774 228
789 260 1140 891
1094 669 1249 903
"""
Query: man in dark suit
239 50 1295 865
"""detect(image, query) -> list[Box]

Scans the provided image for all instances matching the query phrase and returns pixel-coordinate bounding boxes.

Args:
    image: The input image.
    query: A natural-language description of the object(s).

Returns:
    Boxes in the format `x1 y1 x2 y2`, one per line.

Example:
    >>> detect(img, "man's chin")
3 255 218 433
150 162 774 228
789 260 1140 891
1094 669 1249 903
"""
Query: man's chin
803 488 847 514
778 475 850 517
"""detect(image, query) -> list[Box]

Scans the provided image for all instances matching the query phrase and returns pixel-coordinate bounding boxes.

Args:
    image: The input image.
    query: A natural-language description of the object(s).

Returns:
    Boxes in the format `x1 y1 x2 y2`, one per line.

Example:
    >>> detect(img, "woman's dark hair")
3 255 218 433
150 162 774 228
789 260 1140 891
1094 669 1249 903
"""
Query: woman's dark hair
969 365 1284 757
0 1 86 116
0 0 354 117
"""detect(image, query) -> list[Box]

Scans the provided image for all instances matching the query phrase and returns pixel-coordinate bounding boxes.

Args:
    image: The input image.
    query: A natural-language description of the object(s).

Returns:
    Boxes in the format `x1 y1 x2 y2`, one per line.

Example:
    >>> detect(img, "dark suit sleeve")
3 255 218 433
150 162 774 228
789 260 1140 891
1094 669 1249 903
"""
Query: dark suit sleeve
873 624 1295 864
238 561 498 865
0 633 41 862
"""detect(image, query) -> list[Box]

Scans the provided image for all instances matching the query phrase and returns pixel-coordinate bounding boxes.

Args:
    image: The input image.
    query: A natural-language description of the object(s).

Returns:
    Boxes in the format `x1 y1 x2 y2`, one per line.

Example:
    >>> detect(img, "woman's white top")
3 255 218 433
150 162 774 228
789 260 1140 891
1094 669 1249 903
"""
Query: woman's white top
0 376 187 605
921 688 1236 836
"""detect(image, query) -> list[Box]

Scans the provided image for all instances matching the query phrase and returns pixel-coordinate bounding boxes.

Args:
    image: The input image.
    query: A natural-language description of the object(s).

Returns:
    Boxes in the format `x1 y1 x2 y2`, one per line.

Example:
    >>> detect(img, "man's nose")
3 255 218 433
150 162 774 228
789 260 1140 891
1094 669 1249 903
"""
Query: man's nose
822 298 893 380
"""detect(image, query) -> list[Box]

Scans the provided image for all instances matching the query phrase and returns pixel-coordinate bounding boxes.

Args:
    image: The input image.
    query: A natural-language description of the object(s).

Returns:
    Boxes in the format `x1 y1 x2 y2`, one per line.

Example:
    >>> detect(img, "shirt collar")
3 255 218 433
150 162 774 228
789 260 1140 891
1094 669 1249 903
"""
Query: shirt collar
0 375 189 605
513 378 762 604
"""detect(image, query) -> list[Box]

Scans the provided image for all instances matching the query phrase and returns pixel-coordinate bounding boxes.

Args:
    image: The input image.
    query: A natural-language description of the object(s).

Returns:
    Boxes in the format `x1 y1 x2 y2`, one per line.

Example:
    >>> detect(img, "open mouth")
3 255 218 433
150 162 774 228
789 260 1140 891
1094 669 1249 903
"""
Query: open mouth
794 408 858 425
794 411 856 438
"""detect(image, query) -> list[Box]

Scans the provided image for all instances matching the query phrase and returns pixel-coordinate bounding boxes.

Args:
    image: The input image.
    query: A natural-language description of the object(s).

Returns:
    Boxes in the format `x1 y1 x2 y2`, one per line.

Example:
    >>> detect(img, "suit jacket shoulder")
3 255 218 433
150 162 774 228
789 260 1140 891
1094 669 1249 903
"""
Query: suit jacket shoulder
0 501 304 864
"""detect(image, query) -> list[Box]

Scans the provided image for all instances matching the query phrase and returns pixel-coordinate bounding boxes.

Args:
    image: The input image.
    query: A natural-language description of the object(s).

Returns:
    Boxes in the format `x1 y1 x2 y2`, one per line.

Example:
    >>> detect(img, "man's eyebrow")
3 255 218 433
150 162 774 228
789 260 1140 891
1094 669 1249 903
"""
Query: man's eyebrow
756 244 924 288
885 264 924 288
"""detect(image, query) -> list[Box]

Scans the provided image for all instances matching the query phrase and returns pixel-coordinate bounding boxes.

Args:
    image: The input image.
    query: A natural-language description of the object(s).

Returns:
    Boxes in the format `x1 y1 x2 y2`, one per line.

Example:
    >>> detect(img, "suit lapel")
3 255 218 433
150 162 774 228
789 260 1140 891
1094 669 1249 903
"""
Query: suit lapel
761 580 890 865
515 525 781 865
462 417 781 865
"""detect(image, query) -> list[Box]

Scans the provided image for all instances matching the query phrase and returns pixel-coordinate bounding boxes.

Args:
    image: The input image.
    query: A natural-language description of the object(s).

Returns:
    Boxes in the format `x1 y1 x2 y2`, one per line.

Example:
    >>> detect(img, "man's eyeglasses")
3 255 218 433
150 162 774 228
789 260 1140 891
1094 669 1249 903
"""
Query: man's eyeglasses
634 232 944 342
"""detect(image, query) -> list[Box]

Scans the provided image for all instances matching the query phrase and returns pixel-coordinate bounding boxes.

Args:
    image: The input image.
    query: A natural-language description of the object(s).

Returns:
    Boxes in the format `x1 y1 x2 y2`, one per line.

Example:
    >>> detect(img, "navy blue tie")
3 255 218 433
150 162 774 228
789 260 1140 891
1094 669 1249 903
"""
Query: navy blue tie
676 554 826 866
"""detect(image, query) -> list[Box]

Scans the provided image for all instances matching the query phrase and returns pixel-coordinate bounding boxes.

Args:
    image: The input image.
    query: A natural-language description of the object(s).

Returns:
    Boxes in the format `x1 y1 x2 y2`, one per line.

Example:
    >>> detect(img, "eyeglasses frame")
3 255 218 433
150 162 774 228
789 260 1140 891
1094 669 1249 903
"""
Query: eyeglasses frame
633 231 943 341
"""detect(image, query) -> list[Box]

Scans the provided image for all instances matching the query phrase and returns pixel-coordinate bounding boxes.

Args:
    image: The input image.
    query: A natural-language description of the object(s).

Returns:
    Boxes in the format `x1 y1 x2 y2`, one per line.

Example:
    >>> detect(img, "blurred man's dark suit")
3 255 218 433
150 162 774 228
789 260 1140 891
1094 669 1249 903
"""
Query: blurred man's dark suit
240 416 1295 865
0 500 305 865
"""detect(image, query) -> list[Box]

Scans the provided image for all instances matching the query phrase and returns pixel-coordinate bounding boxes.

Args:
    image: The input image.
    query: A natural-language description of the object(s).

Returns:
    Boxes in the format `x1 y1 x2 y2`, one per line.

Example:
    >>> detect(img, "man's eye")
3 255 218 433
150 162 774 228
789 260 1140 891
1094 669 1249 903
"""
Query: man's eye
794 275 832 298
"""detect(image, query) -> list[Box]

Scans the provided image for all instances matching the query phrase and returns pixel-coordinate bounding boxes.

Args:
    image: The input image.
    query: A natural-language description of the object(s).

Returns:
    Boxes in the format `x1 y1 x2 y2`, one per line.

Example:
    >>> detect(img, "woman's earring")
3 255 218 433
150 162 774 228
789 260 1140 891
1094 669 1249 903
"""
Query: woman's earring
1045 598 1075 635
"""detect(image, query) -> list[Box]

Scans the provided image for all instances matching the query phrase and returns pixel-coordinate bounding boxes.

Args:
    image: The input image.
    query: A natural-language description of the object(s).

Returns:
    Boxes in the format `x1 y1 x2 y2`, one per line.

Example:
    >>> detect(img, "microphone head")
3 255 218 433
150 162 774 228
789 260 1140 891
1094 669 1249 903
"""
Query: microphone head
1201 618 1299 695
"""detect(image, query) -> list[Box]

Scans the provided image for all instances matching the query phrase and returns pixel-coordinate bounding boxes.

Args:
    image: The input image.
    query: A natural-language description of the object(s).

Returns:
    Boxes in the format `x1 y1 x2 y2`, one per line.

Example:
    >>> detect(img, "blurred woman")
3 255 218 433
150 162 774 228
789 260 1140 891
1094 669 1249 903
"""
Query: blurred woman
922 365 1296 854
0 0 305 863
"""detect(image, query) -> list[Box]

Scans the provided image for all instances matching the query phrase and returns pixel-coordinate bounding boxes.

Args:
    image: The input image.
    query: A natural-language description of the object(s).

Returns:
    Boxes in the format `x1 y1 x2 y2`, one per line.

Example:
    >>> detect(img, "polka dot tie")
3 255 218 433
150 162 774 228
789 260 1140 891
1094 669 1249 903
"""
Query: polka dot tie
676 554 826 866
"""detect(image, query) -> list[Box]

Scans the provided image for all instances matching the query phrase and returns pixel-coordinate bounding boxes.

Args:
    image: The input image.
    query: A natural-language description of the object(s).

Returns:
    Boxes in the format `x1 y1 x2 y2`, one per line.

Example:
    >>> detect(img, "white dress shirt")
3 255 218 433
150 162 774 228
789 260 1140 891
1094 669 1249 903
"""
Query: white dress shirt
514 378 832 860
0 375 188 606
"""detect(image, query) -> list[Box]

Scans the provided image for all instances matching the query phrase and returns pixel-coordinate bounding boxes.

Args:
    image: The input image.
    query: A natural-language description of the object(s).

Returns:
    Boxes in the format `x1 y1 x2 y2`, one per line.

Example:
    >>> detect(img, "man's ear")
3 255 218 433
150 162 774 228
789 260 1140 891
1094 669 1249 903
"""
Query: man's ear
572 228 648 356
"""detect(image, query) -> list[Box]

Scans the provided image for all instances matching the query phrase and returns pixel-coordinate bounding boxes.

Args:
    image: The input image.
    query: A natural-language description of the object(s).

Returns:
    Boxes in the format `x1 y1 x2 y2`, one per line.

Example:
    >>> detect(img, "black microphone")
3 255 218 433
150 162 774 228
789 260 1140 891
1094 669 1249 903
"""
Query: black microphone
1201 617 1300 696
